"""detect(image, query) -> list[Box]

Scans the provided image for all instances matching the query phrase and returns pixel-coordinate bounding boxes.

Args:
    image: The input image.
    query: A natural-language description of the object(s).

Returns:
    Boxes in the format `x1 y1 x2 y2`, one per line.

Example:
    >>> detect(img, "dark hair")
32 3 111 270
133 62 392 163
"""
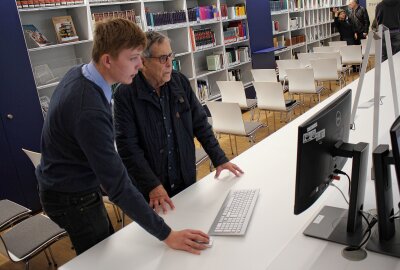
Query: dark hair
92 18 146 63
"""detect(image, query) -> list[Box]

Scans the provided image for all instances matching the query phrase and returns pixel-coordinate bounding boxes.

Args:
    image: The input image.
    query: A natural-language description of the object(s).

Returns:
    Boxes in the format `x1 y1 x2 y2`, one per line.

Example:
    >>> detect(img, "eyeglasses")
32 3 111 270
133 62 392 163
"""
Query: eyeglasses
146 52 175 64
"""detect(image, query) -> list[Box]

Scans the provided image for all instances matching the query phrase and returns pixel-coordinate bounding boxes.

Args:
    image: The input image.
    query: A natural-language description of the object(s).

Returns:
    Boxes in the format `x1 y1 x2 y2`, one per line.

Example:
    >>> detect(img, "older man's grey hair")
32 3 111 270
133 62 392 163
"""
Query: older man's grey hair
142 31 171 58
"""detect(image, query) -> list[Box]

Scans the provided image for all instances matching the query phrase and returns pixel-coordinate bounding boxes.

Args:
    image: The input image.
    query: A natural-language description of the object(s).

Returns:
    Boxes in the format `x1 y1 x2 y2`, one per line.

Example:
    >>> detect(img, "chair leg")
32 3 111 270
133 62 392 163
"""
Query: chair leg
43 249 52 265
234 136 238 156
25 261 29 270
228 134 234 155
113 204 121 223
48 246 58 267
121 211 125 228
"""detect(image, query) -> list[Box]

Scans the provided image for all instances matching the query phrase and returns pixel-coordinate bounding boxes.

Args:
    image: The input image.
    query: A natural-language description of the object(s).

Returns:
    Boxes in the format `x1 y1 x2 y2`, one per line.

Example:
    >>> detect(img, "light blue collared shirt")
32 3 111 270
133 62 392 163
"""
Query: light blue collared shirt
82 61 112 103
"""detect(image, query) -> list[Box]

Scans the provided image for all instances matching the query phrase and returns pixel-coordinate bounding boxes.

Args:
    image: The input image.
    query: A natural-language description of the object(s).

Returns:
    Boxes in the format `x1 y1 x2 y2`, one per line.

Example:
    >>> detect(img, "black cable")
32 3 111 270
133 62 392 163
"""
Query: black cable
333 169 351 197
330 174 377 251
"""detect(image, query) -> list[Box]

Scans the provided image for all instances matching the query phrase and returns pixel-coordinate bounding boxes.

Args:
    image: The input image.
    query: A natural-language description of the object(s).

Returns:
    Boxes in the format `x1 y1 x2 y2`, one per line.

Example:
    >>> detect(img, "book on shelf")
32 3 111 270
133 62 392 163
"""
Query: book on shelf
187 5 219 23
238 46 250 62
189 28 216 51
228 68 241 81
52 16 79 44
145 10 186 29
196 80 209 103
206 52 225 71
172 59 181 72
92 10 143 30
220 4 228 20
17 0 83 8
269 0 288 12
227 3 246 19
22 24 52 48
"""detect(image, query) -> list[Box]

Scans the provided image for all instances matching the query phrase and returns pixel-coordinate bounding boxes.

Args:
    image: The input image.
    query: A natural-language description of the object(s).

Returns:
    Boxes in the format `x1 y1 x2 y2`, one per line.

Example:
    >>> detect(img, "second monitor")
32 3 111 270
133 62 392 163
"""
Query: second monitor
294 89 370 247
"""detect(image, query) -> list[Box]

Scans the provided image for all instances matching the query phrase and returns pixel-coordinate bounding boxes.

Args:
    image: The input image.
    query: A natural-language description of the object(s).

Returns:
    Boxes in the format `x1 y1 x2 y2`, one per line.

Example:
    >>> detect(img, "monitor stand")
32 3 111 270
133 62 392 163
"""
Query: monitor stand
366 145 400 258
303 141 370 247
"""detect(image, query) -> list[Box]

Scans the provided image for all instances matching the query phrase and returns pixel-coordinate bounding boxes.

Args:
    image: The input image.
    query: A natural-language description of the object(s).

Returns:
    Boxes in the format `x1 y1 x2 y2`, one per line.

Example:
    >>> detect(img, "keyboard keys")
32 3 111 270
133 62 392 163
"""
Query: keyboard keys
209 189 260 236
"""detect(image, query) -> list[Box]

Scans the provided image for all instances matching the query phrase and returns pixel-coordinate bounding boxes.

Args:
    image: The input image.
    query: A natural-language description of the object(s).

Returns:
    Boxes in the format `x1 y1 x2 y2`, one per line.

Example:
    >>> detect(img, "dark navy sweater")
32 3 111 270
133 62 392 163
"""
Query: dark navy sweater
36 65 171 241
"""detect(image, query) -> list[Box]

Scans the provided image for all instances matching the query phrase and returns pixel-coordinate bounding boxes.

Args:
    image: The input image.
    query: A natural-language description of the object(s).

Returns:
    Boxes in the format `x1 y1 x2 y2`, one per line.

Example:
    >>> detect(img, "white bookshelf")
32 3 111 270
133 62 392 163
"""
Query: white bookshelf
270 0 347 59
17 0 251 105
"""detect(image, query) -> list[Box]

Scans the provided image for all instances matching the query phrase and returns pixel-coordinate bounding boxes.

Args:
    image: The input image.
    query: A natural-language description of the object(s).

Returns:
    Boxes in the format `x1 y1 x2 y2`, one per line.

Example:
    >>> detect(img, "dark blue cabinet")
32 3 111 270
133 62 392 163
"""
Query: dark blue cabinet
0 1 44 211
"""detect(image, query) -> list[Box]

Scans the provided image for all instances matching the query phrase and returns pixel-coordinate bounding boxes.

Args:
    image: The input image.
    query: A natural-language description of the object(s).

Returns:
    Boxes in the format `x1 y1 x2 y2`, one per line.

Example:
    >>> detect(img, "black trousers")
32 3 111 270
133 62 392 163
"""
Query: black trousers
382 32 400 62
39 189 114 255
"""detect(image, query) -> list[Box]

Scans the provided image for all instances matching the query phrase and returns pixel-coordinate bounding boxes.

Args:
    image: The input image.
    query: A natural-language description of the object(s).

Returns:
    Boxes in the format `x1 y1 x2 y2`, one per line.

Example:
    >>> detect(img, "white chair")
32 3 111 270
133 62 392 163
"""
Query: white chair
313 46 339 53
0 199 31 232
286 68 324 109
216 81 257 120
314 51 349 83
328 41 348 47
206 101 264 155
21 149 125 228
340 45 363 73
251 69 277 82
22 148 41 167
361 38 375 56
297 53 319 68
253 81 299 131
276 59 302 83
310 58 344 90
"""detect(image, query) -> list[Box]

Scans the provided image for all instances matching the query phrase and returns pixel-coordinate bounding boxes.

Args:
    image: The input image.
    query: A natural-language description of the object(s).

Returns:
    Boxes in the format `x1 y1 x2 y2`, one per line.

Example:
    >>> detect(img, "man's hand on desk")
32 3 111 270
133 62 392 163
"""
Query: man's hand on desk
214 162 244 178
164 230 210 255
149 185 175 214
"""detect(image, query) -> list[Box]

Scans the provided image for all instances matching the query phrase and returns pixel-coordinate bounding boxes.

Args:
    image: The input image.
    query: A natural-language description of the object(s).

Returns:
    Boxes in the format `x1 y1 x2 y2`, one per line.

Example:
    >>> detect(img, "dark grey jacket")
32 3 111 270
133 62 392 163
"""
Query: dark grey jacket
376 0 400 31
114 71 228 196
36 66 171 240
349 5 370 34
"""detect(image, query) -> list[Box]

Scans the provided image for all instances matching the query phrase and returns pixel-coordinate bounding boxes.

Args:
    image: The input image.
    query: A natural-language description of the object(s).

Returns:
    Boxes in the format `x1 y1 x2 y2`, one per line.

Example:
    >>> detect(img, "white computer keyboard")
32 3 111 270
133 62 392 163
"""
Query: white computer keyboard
209 188 260 236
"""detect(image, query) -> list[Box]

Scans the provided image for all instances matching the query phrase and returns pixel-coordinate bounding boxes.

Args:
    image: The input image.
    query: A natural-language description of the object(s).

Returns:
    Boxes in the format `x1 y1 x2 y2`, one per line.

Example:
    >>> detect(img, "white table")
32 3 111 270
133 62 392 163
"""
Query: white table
60 53 400 270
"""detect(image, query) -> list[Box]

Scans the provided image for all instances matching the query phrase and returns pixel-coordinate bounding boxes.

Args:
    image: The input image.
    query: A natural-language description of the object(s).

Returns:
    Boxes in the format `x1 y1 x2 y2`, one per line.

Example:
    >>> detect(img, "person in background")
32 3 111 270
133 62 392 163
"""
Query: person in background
375 0 400 62
333 8 356 45
114 31 243 214
36 18 209 255
348 0 370 45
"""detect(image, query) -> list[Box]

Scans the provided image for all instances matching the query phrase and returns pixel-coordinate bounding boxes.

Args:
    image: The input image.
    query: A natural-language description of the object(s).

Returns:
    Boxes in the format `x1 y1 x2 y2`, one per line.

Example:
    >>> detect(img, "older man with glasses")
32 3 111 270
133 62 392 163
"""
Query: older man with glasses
113 31 243 214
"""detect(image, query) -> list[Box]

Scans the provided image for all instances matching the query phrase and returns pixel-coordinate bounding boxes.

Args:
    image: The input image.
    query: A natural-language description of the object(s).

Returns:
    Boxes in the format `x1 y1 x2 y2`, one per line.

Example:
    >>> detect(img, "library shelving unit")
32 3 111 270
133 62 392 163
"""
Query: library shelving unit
16 0 251 106
269 0 347 60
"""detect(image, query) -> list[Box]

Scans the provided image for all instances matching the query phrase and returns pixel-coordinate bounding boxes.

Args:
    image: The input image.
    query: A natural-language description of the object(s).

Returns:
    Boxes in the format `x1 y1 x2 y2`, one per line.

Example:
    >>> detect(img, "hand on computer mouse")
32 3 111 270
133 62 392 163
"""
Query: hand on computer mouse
164 229 210 254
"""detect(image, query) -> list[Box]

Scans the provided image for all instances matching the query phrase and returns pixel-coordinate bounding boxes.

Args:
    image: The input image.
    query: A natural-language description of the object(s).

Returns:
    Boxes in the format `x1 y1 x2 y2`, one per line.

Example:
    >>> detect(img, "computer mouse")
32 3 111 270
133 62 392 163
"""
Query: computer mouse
195 237 214 248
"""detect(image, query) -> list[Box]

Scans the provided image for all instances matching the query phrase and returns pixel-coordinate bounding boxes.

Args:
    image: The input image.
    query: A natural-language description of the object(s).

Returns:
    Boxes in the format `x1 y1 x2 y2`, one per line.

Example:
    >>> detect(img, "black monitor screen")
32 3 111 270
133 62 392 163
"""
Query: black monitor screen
390 115 400 194
294 89 351 214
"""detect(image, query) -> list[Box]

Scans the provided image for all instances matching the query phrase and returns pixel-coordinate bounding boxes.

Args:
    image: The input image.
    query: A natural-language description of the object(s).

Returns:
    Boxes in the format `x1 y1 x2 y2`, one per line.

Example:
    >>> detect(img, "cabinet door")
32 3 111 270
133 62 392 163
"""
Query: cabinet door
0 1 44 211
0 118 25 206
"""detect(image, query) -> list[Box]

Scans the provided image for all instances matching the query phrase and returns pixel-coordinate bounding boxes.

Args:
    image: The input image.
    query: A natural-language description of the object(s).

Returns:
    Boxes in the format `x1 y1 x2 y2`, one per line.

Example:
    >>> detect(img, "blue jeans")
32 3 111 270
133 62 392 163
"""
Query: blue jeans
39 189 112 255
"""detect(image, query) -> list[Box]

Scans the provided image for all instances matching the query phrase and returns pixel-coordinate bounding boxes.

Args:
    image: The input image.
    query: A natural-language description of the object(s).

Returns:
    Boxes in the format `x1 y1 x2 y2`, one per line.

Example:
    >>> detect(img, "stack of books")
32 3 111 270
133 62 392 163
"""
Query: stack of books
17 0 83 8
189 28 216 51
92 10 142 30
145 9 186 29
223 21 247 44
187 5 219 23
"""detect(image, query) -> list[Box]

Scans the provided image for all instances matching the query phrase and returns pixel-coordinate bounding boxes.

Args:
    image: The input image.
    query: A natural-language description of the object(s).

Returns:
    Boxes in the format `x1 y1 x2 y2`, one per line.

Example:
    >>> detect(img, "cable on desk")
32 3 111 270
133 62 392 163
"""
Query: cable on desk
330 182 378 251
333 169 351 197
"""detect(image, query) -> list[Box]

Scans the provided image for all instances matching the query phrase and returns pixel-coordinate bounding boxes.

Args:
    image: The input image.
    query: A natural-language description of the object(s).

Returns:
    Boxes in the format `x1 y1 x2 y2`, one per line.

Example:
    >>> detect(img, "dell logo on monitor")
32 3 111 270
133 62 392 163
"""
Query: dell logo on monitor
336 111 342 127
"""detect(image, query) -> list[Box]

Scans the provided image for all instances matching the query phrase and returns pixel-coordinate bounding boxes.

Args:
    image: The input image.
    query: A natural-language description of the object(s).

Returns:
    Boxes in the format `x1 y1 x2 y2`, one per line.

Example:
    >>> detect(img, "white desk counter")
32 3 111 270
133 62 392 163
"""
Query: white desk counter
60 53 400 270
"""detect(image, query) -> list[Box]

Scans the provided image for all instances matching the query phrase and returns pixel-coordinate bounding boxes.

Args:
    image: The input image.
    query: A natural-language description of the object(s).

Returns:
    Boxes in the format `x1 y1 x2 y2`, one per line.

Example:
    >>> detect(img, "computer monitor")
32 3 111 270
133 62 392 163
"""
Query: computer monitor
366 116 400 258
390 116 400 194
294 89 370 246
